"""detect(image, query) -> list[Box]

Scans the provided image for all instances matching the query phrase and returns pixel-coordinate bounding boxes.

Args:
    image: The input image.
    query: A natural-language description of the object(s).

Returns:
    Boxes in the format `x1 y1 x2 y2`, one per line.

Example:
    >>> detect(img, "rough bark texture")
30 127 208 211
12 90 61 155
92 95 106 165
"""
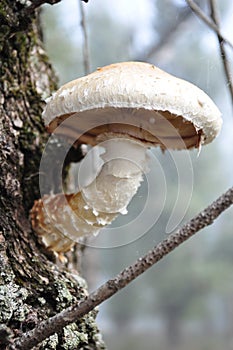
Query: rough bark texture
0 1 105 349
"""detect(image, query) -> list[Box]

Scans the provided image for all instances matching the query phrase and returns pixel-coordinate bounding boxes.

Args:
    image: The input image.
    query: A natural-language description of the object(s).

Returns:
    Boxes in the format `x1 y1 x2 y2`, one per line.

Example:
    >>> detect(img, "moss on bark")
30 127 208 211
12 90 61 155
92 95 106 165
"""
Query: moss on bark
0 1 105 349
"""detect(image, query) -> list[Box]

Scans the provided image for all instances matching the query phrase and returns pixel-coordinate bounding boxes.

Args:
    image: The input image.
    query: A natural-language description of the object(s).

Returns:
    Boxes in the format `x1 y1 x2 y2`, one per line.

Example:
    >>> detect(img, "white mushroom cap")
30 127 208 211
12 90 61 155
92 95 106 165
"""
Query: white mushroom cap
43 61 222 150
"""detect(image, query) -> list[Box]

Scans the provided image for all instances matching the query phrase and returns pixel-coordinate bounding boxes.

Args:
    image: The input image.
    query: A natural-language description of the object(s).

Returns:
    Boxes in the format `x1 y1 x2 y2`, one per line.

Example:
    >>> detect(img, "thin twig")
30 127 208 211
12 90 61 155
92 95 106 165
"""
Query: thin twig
22 0 62 16
12 187 233 350
208 0 233 106
185 0 233 50
21 0 88 17
138 7 193 61
79 0 91 75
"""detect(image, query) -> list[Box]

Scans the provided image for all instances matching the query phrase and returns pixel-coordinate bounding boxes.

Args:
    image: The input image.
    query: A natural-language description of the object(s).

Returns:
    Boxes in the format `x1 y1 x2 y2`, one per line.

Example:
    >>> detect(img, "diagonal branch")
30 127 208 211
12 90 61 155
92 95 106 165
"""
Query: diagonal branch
208 0 233 106
185 0 233 49
138 7 193 62
22 0 62 16
12 186 233 350
21 0 88 16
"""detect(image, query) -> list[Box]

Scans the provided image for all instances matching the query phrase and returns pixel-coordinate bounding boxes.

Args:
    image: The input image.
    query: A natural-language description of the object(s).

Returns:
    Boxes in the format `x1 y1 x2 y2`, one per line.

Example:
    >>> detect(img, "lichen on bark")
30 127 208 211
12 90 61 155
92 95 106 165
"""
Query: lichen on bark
0 1 105 349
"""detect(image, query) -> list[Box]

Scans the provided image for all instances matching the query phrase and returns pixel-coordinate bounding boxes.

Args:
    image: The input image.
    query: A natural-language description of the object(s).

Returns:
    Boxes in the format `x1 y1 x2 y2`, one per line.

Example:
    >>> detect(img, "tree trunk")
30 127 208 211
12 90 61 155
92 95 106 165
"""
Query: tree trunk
0 2 105 349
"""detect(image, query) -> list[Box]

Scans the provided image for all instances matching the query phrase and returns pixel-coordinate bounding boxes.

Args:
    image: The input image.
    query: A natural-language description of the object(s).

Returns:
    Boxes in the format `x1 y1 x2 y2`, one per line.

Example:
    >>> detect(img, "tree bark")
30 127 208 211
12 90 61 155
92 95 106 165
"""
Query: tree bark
0 1 105 349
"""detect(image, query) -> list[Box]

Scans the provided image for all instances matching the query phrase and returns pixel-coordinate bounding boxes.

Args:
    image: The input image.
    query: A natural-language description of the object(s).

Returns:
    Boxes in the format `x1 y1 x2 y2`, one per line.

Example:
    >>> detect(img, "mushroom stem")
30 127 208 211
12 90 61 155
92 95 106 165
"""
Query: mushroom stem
31 135 149 254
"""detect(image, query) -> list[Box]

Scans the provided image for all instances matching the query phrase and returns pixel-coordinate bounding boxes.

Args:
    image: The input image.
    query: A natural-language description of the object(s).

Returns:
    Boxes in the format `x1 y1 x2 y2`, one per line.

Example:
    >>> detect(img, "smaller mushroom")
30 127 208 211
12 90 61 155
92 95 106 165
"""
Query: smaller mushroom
30 62 222 255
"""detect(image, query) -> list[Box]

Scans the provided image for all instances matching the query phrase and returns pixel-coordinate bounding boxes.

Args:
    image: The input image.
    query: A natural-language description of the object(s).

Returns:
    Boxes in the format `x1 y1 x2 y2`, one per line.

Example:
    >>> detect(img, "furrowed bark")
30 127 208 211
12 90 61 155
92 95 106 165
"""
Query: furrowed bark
0 1 105 349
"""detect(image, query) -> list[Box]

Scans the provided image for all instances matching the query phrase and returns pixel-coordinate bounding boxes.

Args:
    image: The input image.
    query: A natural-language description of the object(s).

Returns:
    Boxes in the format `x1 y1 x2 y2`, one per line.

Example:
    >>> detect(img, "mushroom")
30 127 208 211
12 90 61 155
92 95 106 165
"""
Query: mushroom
31 61 222 255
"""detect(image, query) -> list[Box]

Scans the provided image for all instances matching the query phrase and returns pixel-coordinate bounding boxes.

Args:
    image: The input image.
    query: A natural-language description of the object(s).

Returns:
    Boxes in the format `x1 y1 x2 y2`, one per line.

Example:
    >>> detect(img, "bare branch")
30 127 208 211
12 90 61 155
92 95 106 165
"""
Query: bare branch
12 187 233 350
138 7 193 61
79 0 91 74
22 0 62 16
208 0 233 106
185 0 233 49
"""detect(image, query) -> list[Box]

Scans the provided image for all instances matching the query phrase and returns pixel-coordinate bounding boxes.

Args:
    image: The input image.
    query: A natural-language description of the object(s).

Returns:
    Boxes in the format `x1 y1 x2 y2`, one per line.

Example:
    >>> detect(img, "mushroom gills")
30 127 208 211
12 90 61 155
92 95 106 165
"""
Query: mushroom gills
48 108 202 150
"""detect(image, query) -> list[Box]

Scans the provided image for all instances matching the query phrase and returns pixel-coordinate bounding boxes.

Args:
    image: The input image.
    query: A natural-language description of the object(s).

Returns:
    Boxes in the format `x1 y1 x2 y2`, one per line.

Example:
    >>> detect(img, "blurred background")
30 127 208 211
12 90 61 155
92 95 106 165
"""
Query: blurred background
41 1 233 349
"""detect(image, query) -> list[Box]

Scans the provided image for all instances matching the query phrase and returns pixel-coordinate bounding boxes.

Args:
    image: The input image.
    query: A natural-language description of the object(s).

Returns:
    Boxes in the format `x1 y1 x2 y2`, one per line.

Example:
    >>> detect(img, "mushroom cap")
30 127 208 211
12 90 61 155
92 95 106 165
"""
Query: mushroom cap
43 61 222 150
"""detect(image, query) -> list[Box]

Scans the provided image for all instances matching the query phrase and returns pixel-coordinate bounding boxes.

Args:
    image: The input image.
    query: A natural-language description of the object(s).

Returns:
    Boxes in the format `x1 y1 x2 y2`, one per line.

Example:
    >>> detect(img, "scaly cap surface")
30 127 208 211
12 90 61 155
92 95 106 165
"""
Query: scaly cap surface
43 61 222 149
